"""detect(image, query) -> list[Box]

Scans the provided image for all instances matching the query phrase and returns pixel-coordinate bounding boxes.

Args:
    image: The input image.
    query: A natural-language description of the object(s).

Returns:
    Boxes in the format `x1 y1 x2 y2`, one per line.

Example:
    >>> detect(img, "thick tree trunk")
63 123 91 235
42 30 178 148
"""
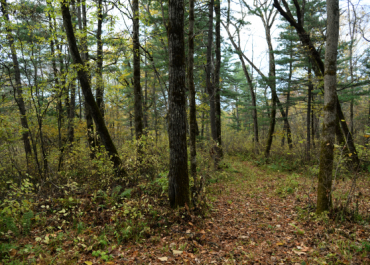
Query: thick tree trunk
61 0 124 175
167 0 189 208
188 0 197 184
1 0 33 162
132 0 143 140
316 0 339 214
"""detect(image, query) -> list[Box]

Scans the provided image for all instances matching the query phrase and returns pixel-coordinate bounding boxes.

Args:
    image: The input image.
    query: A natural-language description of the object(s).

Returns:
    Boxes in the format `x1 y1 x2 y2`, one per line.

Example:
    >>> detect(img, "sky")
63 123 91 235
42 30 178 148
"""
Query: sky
231 0 370 78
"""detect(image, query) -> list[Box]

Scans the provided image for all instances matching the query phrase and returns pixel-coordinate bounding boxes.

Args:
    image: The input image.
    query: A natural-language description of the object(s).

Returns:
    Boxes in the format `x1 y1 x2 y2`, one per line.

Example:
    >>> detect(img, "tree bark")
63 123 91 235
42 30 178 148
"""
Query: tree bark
167 0 189 208
264 23 277 158
96 0 105 118
207 0 220 167
307 62 312 160
214 0 223 160
316 0 339 214
61 0 124 175
188 0 197 184
132 0 143 140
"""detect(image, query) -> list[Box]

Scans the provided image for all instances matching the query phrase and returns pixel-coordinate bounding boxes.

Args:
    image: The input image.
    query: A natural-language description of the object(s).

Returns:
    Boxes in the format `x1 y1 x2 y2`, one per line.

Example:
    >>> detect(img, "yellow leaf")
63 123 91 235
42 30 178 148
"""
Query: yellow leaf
348 153 352 157
84 262 93 265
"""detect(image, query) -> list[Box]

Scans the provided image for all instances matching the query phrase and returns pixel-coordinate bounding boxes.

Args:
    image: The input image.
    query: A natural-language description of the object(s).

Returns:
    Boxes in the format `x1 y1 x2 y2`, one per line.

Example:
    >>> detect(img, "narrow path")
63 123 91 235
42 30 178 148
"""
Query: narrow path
118 159 370 264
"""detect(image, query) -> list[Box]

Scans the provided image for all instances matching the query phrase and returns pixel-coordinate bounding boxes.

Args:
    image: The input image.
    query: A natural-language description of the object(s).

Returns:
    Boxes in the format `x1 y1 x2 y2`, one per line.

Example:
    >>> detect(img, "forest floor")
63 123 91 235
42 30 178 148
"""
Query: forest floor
3 156 370 264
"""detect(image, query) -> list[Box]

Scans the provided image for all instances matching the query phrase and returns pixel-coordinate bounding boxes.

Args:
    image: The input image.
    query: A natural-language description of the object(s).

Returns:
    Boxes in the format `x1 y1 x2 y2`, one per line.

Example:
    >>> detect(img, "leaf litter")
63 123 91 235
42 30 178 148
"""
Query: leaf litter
2 157 370 264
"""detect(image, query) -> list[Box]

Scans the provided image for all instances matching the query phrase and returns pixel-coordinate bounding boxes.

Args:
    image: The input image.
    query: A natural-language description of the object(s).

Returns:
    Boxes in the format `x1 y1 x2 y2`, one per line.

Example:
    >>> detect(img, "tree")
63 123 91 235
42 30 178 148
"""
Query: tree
273 0 360 167
316 0 339 214
223 0 258 144
188 0 197 184
132 0 143 140
1 0 33 164
60 0 125 176
167 0 189 208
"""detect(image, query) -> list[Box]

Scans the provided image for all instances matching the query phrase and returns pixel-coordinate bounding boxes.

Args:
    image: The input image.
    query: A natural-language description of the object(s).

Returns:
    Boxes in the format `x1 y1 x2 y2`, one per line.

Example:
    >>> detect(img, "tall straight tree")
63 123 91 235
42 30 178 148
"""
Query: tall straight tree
132 0 143 139
214 0 223 161
207 0 221 167
1 0 33 162
96 0 104 118
188 0 197 183
167 0 189 208
61 0 124 176
316 0 339 214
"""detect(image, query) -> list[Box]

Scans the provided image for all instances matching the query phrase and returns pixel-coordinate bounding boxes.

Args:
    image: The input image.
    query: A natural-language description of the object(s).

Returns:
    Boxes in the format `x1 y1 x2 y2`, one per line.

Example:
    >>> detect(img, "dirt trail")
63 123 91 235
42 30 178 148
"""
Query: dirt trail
111 160 369 264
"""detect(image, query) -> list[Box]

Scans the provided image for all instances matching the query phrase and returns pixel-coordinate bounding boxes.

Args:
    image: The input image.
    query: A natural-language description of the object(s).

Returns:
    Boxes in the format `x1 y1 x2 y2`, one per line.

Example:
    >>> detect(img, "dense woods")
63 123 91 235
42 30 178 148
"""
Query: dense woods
1 0 370 263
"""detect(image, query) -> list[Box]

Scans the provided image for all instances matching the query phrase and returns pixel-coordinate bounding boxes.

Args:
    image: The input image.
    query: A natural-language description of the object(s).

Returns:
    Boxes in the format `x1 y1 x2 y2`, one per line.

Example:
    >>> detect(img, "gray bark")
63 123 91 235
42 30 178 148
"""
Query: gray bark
317 0 339 214
167 0 189 208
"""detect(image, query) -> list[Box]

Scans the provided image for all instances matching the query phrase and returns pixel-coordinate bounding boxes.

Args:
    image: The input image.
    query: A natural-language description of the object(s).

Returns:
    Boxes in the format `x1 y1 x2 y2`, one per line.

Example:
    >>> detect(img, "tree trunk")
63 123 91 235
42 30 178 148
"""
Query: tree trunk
167 0 189 208
132 0 143 140
77 0 95 158
1 0 33 163
264 25 277 158
68 80 76 144
316 0 339 214
96 0 105 118
207 0 220 167
61 0 124 175
307 62 312 160
214 0 223 161
188 0 197 184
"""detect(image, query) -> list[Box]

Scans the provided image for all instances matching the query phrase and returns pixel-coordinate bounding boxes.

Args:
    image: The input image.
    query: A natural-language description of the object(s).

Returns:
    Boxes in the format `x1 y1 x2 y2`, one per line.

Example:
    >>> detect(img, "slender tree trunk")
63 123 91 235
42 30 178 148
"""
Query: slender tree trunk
241 58 259 143
132 0 143 140
96 0 105 118
61 0 124 175
188 0 197 187
316 0 339 214
1 0 32 163
167 0 189 208
68 79 76 144
307 62 312 160
264 25 277 158
143 54 148 129
77 0 95 158
207 0 220 166
214 0 222 160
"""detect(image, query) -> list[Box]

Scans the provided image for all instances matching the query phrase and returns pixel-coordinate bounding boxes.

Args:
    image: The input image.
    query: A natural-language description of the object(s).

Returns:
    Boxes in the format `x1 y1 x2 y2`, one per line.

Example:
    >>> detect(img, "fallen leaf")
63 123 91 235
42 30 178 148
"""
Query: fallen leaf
84 262 93 265
9 249 17 257
293 249 306 255
158 257 168 261
188 222 193 226
172 250 183 255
